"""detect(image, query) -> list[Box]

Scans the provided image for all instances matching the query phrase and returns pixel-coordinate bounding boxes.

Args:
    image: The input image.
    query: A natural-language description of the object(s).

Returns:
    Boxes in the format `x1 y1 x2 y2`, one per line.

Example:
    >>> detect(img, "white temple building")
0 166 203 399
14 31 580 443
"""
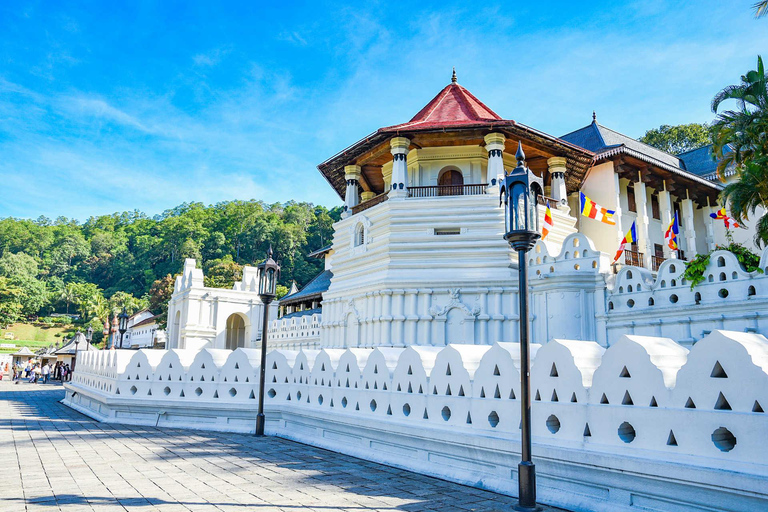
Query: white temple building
166 74 766 352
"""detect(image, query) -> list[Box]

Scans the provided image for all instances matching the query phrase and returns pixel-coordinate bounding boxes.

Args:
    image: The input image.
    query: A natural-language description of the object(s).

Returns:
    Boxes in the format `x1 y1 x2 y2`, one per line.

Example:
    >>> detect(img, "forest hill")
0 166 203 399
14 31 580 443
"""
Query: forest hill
0 200 342 332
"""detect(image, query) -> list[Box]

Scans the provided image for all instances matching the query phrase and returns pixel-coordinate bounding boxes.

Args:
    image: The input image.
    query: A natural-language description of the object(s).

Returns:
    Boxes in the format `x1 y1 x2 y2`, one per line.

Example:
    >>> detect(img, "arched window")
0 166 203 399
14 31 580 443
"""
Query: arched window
438 169 464 196
225 313 248 350
355 224 365 247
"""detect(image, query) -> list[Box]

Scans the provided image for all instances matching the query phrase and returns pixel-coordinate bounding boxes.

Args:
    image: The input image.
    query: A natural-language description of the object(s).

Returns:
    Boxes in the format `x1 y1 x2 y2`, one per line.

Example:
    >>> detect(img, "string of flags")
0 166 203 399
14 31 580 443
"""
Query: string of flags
580 193 616 225
613 221 637 264
710 207 741 229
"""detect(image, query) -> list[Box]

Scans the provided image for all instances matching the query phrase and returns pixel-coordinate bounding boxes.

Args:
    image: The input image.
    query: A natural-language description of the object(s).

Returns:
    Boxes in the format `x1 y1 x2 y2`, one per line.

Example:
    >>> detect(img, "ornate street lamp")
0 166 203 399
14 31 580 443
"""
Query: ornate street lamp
103 321 109 350
499 142 543 512
118 308 129 348
73 331 81 373
255 245 280 437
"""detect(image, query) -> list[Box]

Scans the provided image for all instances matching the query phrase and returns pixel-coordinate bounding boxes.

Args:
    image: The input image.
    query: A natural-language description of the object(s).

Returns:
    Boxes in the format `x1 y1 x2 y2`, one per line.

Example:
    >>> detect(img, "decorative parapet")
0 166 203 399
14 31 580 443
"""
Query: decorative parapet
268 313 322 348
69 330 768 465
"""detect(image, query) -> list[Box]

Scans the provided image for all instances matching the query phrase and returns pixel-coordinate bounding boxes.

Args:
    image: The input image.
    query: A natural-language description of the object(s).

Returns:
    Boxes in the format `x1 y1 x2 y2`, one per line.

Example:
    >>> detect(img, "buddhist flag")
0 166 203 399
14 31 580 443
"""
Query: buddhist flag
710 207 741 229
580 192 616 225
613 221 637 264
542 204 553 240
665 211 680 250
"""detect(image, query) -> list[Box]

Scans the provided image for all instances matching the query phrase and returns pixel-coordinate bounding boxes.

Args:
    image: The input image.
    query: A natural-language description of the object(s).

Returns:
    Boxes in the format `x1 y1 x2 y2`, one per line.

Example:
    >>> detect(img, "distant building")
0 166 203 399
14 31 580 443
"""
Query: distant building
122 310 165 349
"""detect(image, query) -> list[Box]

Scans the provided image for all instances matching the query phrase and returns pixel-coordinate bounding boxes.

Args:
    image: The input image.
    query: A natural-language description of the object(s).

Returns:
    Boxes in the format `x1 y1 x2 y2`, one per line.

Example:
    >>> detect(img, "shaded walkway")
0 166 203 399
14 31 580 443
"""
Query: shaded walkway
0 378 538 512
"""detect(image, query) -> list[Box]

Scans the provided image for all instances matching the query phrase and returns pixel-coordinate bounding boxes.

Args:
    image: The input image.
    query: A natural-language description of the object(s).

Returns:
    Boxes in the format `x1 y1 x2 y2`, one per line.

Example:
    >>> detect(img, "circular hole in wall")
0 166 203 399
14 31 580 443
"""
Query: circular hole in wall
618 422 636 443
546 414 560 434
627 299 635 308
719 289 729 298
229 388 237 397
488 411 500 428
370 399 377 412
574 264 580 270
163 386 171 396
669 294 678 304
341 397 348 408
130 386 137 395
268 389 276 398
403 403 411 416
441 406 451 421
318 394 324 405
712 427 736 452
195 387 202 396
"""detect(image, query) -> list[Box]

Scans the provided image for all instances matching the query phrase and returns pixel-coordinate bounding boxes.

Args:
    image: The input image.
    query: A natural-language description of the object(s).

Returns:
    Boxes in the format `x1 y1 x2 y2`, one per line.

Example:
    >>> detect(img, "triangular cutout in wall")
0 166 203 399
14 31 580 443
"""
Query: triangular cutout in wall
534 390 541 401
570 392 577 403
583 423 591 437
600 393 609 404
622 391 633 406
494 385 501 399
711 361 727 378
667 430 678 446
619 366 631 378
685 397 696 408
551 390 559 402
493 365 500 376
714 392 732 410
754 401 764 413
550 363 558 377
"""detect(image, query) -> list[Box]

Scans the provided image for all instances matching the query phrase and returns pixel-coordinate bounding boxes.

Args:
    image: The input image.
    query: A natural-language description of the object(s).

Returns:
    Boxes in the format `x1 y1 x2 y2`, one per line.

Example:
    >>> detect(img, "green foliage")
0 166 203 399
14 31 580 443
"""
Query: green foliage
683 243 763 289
639 123 712 155
276 284 289 299
0 200 341 321
711 56 768 245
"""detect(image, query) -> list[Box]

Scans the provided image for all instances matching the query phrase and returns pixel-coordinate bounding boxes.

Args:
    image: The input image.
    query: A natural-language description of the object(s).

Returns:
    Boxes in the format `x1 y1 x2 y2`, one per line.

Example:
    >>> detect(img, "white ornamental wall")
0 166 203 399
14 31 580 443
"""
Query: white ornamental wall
166 259 277 352
65 330 768 512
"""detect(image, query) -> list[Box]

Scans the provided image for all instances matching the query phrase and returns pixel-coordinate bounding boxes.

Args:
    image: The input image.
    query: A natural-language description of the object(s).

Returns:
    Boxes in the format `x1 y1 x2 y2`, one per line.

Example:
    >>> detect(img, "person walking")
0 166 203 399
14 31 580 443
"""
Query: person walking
42 363 50 384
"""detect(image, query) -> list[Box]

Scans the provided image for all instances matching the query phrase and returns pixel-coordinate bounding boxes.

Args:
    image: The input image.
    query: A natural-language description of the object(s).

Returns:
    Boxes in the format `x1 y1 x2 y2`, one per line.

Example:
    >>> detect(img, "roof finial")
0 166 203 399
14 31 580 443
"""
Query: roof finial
268 244 273 259
592 111 597 123
451 67 457 84
515 141 526 165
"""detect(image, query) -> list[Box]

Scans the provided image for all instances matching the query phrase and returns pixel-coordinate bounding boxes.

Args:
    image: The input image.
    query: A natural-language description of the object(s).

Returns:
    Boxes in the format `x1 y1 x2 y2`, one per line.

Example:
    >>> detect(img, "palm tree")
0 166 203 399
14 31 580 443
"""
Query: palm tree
755 1 768 18
59 283 78 315
711 56 768 176
721 161 768 246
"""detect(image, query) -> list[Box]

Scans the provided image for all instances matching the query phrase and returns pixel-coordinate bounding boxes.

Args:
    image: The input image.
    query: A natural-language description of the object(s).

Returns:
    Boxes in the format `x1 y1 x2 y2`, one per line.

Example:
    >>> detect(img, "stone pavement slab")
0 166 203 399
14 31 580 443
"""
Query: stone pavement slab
0 377 567 512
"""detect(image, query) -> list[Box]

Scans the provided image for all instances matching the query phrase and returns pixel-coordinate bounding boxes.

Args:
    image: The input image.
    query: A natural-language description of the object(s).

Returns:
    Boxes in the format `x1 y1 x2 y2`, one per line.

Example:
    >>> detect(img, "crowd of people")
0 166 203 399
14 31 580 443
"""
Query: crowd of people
2 361 73 384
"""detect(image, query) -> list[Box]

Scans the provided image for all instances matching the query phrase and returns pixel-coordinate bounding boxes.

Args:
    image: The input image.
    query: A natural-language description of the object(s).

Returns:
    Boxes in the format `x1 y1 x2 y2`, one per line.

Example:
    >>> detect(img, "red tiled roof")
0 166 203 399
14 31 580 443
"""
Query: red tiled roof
381 83 506 132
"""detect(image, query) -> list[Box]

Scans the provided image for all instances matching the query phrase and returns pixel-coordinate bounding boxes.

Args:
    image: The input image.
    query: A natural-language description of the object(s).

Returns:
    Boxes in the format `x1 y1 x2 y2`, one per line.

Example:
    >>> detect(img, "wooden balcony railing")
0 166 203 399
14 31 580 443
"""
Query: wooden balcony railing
624 249 644 268
652 255 665 272
351 193 389 215
537 195 561 210
407 183 488 198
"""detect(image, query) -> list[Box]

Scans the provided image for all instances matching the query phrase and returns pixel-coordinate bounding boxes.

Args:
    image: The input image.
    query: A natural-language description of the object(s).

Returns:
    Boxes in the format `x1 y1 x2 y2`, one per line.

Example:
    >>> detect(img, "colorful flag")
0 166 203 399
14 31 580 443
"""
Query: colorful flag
665 212 680 250
580 192 616 225
710 207 741 229
542 204 553 240
613 221 637 264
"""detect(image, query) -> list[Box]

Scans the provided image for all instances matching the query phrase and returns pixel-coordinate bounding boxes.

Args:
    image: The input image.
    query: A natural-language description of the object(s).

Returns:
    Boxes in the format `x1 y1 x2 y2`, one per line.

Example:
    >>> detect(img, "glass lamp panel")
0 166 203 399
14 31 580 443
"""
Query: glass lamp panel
512 183 527 232
266 268 276 295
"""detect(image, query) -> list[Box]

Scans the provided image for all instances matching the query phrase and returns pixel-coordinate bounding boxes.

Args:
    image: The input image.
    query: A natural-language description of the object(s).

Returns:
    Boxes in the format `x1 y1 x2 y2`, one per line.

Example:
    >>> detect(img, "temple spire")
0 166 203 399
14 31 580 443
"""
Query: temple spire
451 67 457 84
592 111 597 123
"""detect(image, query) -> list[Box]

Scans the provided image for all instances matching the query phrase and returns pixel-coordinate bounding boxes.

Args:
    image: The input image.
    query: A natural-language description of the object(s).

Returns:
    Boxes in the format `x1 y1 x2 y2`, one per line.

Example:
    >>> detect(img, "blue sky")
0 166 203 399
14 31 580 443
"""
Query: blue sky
1 1 766 221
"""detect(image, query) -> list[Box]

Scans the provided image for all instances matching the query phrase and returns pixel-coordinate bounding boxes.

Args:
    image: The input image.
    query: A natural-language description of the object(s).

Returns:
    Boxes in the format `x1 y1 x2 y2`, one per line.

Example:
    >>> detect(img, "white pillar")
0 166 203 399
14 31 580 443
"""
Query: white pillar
484 132 506 186
613 173 624 247
547 156 568 207
659 184 675 259
682 197 696 258
389 137 410 199
341 165 361 219
634 175 652 269
705 198 716 251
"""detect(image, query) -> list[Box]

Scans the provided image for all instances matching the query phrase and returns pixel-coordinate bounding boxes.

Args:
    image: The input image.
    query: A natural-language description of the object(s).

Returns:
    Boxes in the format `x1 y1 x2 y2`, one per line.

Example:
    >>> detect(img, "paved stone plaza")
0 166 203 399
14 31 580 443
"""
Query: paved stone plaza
0 378 557 512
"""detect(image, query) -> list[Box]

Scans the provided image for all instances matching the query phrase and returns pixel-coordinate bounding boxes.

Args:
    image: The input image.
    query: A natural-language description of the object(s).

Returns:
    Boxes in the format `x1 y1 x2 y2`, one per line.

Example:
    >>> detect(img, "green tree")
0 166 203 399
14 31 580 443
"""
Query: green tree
639 123 712 155
148 275 175 328
203 255 244 289
0 277 23 327
712 56 768 245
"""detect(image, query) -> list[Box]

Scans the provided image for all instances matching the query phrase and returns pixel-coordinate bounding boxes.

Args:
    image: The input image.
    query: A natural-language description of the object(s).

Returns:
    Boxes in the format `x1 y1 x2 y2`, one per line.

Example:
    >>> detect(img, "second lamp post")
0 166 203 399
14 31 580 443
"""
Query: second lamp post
255 246 280 436
500 142 543 512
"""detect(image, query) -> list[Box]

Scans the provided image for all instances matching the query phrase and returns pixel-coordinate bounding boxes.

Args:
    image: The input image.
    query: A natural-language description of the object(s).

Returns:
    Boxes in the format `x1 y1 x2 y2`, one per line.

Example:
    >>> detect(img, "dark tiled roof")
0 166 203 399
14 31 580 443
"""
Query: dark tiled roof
678 144 735 180
307 245 332 258
561 122 682 168
280 308 322 320
561 122 721 190
280 269 332 304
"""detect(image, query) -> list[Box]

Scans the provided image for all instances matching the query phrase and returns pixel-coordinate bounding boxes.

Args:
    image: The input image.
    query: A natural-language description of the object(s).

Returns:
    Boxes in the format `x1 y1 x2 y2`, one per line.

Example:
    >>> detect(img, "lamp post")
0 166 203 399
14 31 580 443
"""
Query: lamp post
73 331 81 373
500 142 543 512
255 245 280 436
118 308 129 349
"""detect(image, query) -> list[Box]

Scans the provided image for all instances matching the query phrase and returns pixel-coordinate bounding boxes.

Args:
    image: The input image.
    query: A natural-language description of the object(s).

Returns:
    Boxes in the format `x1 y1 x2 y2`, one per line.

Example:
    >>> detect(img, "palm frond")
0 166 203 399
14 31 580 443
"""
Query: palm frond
755 1 768 18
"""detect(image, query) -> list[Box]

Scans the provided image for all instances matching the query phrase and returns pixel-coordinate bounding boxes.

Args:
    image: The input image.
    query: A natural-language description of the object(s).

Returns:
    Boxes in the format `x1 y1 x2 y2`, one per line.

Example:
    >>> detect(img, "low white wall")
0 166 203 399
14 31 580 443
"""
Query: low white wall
268 313 322 349
64 330 768 512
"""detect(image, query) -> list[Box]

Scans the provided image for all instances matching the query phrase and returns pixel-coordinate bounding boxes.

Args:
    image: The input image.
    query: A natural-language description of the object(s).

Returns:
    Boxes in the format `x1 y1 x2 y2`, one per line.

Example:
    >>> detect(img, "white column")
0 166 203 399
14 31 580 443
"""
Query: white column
612 173 624 247
484 132 506 186
682 195 696 257
705 198 716 251
634 175 652 269
389 137 410 198
341 165 361 219
547 156 568 207
659 183 675 259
